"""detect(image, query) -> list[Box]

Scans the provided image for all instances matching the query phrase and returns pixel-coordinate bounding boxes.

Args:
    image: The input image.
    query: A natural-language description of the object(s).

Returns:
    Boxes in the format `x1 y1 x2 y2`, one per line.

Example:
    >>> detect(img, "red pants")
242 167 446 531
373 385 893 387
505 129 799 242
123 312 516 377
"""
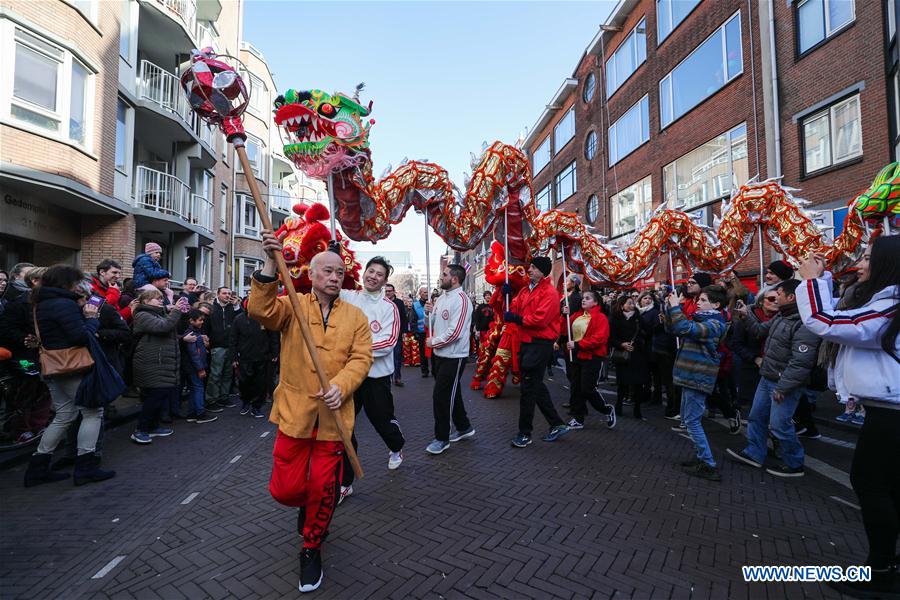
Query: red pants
270 430 344 549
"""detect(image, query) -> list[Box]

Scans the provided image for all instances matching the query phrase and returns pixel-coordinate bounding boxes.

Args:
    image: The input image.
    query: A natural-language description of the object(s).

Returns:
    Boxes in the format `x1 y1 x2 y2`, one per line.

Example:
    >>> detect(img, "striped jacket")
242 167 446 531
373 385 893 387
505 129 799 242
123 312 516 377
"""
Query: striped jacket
340 289 400 378
668 306 727 394
430 287 472 358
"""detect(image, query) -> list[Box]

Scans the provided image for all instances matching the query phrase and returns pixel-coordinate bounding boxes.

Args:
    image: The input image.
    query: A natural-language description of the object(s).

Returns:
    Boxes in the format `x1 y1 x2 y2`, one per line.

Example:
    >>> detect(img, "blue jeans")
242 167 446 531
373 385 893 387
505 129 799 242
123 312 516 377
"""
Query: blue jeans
187 372 205 416
682 387 715 467
744 377 804 469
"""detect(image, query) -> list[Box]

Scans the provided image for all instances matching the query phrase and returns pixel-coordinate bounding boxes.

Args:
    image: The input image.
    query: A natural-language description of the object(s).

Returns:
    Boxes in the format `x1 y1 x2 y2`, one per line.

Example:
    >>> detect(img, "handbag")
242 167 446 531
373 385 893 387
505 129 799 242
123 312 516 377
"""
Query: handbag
32 305 95 376
610 322 639 364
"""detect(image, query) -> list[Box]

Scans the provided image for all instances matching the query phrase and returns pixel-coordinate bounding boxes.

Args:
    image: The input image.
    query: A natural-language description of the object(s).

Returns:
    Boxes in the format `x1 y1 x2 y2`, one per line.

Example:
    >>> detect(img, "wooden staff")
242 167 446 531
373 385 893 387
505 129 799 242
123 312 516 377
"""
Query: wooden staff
235 142 363 479
560 242 573 362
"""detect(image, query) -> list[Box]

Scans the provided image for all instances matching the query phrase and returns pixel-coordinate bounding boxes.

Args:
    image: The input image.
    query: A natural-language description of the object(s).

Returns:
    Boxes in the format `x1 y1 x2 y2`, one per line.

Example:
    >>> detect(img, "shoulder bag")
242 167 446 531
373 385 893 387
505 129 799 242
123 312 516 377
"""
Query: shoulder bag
32 305 95 376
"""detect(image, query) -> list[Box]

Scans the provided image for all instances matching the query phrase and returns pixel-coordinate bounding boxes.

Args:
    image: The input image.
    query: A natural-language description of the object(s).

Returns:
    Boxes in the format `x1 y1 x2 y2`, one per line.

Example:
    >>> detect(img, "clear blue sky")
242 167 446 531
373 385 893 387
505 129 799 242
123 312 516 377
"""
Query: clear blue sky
244 0 615 280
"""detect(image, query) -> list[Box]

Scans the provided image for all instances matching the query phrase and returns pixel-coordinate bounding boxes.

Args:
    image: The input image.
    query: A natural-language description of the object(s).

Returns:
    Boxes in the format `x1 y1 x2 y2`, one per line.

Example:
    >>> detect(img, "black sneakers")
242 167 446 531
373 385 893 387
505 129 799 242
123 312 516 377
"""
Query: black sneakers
682 461 722 482
766 463 805 478
299 547 323 593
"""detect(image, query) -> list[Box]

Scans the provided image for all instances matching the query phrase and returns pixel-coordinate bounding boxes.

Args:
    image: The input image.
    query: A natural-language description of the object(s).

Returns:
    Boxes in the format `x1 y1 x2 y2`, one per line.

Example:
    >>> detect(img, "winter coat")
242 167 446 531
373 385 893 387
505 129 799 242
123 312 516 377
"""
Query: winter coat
728 306 773 401
640 304 676 357
797 274 899 408
609 311 650 385
391 296 409 335
33 286 96 351
181 324 208 375
668 306 727 394
229 312 279 375
559 291 583 341
208 300 240 348
509 277 561 343
131 304 182 389
0 289 38 362
247 274 372 441
571 306 609 360
96 301 131 374
131 253 170 289
745 302 821 394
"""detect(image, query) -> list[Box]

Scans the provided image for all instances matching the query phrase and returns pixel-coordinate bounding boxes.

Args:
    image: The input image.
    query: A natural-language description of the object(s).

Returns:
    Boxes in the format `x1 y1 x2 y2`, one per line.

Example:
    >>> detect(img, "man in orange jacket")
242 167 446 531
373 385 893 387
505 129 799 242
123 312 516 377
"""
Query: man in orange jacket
504 256 569 447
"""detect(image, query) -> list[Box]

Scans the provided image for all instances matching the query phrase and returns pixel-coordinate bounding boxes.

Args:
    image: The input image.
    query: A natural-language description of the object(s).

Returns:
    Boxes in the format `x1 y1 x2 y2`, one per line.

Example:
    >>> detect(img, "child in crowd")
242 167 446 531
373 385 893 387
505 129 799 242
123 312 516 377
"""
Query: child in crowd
131 242 170 289
182 309 217 424
665 285 729 482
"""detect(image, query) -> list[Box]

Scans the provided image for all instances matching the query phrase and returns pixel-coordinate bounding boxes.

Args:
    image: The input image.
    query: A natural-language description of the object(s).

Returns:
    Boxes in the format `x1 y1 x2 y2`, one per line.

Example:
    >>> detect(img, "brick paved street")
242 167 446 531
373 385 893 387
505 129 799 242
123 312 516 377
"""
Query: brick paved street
0 366 866 599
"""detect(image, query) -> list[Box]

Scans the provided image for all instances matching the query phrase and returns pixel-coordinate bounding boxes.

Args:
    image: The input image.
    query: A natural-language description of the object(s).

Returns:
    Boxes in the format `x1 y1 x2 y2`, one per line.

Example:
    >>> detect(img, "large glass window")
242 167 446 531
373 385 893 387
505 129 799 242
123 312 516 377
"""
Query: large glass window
611 176 653 237
802 94 862 174
608 95 649 165
115 98 127 170
69 60 88 144
657 0 702 43
797 0 855 54
532 136 550 174
663 123 748 210
659 12 742 128
554 107 575 152
606 18 647 97
535 184 552 213
554 161 577 202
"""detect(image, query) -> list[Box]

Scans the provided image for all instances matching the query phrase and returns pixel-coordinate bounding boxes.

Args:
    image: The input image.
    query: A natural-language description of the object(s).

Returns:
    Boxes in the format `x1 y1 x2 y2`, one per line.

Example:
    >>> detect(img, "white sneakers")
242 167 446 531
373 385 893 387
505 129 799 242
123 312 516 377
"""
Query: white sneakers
338 485 353 505
388 450 403 470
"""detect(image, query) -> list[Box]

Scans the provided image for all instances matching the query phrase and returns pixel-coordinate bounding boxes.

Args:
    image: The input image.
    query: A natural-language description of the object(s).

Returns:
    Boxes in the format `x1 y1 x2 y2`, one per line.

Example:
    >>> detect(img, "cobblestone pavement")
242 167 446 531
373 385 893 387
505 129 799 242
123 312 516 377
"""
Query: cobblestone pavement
0 365 866 599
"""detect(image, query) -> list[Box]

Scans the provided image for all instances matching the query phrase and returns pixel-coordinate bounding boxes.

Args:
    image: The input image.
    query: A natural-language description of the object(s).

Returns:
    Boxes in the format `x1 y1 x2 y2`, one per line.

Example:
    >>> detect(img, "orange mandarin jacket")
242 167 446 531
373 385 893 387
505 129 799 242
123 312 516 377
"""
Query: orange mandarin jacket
247 276 372 441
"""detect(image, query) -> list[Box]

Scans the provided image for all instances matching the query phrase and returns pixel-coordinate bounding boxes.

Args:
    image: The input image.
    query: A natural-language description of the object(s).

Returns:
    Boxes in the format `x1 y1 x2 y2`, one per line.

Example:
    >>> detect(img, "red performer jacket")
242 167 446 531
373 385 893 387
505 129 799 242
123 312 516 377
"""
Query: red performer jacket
509 277 561 343
571 306 609 361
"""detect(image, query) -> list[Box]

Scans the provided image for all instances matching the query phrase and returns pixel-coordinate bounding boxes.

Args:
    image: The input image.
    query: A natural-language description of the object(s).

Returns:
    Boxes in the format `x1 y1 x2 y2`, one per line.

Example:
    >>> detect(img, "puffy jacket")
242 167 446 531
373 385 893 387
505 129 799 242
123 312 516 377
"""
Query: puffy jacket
668 306 727 394
131 253 169 289
571 306 608 360
208 300 241 348
182 324 209 374
509 277 560 343
131 304 182 389
745 302 821 394
797 274 899 407
33 286 97 350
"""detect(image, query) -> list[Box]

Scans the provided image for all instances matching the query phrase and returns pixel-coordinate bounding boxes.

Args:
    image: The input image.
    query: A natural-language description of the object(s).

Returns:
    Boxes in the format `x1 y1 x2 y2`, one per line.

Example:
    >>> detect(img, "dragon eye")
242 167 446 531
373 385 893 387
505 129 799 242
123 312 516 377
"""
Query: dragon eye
319 103 335 116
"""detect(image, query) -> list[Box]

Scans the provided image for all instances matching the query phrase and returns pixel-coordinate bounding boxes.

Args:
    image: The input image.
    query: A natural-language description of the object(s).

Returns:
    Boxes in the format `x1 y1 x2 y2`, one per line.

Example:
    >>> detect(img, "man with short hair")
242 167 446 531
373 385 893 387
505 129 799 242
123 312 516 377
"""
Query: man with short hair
90 259 133 321
338 257 405 501
728 279 821 478
183 277 201 304
250 230 372 593
504 256 569 447
412 286 430 377
424 264 474 455
206 286 242 411
759 260 794 299
384 283 408 387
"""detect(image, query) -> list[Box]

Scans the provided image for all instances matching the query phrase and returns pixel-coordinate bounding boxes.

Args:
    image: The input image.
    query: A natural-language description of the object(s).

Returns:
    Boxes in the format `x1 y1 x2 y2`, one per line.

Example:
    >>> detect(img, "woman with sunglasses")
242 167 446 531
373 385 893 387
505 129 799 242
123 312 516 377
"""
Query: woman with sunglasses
728 291 779 409
796 235 900 598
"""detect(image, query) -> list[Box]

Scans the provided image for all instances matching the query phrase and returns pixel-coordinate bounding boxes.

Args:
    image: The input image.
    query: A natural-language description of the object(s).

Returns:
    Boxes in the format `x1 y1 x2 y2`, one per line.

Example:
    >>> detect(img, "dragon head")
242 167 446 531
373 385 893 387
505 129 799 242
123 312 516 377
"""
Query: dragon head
853 162 900 223
274 88 373 179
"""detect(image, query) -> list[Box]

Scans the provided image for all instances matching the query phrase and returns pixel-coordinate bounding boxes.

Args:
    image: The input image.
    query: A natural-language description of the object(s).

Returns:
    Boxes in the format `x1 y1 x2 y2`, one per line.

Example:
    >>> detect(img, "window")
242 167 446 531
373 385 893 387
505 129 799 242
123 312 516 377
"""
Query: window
535 184 552 213
239 134 266 180
119 0 131 59
889 0 896 42
583 72 596 103
238 258 264 296
248 74 269 117
532 136 550 174
584 130 597 161
797 0 855 54
554 107 575 152
200 247 212 288
554 161 577 203
219 252 227 287
8 27 93 147
663 123 748 210
608 95 649 165
219 183 228 230
586 194 599 224
802 94 862 174
69 0 96 22
115 98 128 170
659 12 742 128
238 194 259 237
606 18 647 97
611 176 653 237
657 0 702 43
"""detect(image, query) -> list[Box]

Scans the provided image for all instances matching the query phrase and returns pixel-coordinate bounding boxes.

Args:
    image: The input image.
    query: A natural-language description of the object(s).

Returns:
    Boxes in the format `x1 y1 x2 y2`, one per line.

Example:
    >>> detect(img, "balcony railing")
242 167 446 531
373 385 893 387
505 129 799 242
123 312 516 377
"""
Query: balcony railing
138 60 192 126
155 0 197 38
189 193 213 233
196 117 216 149
135 166 190 220
270 186 293 213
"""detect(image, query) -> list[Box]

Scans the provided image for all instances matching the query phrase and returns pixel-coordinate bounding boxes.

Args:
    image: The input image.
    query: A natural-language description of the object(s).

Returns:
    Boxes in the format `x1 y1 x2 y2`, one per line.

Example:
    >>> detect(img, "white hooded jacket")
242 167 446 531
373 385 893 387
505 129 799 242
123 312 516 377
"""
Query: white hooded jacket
340 288 400 378
796 273 899 409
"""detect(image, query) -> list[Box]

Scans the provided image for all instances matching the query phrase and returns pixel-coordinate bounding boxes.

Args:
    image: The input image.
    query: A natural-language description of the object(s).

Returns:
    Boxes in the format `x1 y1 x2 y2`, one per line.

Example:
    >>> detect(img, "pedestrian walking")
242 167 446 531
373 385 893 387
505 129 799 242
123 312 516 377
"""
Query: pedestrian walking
564 290 615 430
609 296 650 419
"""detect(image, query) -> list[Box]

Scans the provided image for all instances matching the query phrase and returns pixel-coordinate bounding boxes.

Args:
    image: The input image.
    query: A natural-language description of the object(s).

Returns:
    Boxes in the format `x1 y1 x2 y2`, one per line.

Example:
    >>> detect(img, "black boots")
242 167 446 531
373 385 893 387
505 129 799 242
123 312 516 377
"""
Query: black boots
73 452 116 486
24 453 70 488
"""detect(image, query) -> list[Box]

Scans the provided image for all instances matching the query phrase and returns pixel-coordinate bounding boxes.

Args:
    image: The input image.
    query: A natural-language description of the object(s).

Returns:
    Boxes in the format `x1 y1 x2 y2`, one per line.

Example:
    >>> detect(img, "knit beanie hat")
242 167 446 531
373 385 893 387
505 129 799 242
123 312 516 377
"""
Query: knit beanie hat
145 242 162 254
530 256 552 277
691 272 713 288
767 260 794 281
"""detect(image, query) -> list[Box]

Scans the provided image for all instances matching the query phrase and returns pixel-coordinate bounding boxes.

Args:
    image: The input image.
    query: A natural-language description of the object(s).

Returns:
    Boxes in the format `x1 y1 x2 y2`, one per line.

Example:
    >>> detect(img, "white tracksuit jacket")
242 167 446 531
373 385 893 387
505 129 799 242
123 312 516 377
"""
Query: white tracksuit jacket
340 289 400 378
430 287 472 359
796 273 899 409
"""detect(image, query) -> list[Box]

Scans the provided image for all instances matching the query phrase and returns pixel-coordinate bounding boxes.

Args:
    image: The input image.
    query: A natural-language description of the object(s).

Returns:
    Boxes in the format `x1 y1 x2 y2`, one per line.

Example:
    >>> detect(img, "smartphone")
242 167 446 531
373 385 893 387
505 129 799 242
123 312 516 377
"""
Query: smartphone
87 294 106 308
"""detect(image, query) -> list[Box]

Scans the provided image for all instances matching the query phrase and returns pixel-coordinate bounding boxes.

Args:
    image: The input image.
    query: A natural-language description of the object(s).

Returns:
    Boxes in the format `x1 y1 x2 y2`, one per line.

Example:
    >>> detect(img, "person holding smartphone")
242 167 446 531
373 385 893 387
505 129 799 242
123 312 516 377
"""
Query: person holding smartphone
206 286 242 411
